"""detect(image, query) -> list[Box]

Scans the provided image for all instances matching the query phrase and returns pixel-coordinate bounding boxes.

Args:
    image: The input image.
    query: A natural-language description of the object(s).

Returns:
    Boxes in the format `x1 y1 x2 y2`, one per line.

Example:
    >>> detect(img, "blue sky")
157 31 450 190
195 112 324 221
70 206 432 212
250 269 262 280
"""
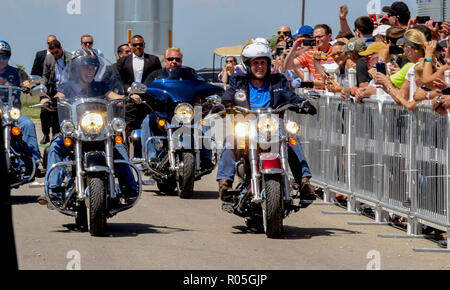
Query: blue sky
1 0 417 73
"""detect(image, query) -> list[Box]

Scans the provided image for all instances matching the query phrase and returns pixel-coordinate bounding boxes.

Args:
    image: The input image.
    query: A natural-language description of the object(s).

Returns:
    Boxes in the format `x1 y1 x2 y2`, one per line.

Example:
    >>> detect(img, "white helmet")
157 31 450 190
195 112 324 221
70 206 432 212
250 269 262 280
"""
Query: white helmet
241 41 272 65
250 37 269 45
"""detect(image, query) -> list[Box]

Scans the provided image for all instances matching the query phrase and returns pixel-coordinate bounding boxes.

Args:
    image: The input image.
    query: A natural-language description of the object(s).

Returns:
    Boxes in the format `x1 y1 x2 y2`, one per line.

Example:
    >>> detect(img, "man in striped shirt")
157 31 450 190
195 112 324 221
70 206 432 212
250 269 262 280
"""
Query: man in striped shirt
284 24 335 88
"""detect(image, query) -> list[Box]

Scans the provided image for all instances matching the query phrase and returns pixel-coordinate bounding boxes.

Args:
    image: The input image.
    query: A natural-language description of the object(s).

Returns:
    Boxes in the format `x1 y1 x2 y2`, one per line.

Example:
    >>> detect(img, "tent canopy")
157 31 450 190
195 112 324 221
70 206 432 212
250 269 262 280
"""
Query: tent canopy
213 45 244 57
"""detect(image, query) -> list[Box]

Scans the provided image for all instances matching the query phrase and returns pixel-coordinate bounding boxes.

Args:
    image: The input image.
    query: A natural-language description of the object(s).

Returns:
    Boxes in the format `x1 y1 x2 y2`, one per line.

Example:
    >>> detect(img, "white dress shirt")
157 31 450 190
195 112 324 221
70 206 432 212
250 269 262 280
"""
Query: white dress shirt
132 53 145 83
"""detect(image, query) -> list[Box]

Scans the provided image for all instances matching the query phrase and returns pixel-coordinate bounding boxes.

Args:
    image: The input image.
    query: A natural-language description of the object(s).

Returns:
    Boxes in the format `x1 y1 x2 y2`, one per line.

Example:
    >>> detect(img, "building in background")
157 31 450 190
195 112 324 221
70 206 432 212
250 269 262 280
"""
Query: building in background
115 0 173 59
416 0 449 21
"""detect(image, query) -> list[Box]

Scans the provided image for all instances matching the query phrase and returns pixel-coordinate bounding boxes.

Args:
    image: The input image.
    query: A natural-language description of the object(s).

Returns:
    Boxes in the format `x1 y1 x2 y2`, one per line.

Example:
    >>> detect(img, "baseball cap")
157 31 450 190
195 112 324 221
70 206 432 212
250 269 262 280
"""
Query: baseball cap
292 25 314 39
382 1 410 20
358 42 388 56
342 37 367 54
372 24 391 37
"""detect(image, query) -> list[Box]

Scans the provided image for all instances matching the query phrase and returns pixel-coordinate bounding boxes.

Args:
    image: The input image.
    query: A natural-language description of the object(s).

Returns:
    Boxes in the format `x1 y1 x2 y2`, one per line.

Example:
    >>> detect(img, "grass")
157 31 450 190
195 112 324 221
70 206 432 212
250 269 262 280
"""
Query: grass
21 93 41 120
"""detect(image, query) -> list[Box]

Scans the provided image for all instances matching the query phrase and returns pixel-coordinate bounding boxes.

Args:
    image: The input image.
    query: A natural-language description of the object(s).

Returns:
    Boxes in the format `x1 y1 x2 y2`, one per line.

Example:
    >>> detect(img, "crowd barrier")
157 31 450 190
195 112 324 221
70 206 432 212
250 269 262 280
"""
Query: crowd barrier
295 84 450 252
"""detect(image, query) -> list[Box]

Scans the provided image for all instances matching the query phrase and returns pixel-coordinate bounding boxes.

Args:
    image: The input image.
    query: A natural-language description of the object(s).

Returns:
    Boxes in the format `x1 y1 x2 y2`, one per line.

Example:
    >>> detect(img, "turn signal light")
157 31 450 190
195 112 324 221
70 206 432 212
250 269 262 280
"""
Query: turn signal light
64 138 73 147
11 126 21 136
289 137 298 146
114 135 123 144
157 118 166 128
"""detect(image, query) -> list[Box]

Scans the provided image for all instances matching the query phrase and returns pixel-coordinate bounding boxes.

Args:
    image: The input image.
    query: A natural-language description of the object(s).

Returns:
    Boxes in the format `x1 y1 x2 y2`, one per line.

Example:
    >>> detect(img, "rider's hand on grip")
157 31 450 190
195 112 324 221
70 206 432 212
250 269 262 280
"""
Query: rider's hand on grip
297 100 317 115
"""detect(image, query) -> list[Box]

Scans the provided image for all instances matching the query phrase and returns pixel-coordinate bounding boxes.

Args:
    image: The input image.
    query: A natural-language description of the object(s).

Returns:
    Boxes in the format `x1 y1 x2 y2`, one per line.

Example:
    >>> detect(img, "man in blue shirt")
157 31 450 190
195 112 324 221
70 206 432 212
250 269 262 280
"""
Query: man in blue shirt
0 40 41 170
216 41 316 204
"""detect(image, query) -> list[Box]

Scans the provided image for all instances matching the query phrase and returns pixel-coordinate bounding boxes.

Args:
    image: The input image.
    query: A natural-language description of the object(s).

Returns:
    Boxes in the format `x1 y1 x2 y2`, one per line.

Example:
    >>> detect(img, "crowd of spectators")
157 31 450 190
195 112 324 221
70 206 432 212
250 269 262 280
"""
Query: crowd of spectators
220 1 450 114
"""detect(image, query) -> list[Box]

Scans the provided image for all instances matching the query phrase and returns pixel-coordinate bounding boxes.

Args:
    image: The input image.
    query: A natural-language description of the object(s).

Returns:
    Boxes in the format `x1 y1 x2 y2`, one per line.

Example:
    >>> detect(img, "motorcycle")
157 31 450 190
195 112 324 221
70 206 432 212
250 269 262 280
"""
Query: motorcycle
130 66 224 198
0 78 42 188
208 102 315 238
37 55 143 236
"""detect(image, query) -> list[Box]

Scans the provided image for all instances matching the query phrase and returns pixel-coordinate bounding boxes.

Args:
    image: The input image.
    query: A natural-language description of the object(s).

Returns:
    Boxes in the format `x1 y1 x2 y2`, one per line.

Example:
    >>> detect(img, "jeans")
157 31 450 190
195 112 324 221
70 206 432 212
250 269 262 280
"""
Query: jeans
16 115 41 163
47 135 137 192
140 113 212 161
216 137 312 184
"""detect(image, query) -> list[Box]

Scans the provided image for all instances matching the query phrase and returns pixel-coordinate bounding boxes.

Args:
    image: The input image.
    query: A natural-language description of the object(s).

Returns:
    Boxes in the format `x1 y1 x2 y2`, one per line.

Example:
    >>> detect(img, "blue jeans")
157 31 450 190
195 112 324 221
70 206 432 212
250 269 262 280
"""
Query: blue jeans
16 115 41 163
216 138 312 184
47 135 137 191
140 113 212 161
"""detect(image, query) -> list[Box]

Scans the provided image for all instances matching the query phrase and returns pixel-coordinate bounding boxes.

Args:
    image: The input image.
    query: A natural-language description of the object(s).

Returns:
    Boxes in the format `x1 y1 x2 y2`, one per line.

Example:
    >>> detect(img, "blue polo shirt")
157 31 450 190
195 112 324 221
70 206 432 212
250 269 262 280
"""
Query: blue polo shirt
249 82 270 110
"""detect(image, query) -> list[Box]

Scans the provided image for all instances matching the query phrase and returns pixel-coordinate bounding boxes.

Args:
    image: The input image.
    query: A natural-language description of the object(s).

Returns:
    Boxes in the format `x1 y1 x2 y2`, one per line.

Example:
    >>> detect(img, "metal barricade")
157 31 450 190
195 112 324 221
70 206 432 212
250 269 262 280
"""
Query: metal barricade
296 88 450 251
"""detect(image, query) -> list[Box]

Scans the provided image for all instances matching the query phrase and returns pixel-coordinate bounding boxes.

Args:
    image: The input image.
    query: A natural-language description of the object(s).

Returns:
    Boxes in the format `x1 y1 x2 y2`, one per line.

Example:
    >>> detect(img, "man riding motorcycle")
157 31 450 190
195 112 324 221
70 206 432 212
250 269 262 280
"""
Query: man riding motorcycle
140 47 214 170
0 40 42 174
215 41 316 203
38 48 141 204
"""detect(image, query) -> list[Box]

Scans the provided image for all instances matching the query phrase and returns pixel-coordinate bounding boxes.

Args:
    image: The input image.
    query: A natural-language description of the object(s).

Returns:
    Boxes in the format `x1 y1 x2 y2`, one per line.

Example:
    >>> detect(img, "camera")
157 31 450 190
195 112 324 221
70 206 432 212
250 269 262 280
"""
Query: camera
303 39 316 46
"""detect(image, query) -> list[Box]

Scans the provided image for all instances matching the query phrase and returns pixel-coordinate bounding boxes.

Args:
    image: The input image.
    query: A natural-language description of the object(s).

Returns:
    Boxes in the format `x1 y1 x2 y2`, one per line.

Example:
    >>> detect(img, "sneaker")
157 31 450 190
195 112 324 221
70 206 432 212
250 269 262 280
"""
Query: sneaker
40 135 50 144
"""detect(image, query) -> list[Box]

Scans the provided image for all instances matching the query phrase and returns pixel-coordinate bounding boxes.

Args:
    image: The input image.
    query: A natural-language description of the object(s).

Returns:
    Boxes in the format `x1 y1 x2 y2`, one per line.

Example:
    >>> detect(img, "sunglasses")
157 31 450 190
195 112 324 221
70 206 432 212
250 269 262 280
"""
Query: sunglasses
226 60 235 63
166 57 181 62
124 50 132 54
132 42 145 47
82 41 93 45
277 31 292 36
0 55 9 60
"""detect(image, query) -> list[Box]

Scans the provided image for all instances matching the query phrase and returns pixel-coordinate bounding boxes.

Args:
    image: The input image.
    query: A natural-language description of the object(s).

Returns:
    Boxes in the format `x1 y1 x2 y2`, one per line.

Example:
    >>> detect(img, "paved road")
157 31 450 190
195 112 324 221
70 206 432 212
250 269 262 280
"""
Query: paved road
10 122 450 270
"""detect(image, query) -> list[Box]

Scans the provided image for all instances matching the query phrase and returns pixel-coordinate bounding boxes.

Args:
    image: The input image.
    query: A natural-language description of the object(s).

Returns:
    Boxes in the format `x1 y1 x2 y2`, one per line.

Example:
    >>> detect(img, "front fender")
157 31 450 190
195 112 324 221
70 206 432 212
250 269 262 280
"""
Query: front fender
84 151 109 172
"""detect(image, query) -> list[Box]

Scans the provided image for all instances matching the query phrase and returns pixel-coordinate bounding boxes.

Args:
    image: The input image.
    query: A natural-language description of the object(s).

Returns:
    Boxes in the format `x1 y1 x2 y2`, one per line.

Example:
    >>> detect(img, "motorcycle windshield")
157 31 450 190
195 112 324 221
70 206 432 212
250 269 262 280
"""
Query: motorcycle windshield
57 49 125 131
147 66 224 108
0 85 22 110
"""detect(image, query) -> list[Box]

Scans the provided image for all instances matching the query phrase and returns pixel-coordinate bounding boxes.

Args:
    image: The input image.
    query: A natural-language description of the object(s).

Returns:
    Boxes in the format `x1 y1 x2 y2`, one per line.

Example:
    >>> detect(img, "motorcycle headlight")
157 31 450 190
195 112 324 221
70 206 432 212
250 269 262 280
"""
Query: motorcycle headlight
174 103 194 123
285 120 299 135
10 108 21 120
111 118 126 133
80 112 104 137
234 122 249 138
61 120 75 135
257 115 279 135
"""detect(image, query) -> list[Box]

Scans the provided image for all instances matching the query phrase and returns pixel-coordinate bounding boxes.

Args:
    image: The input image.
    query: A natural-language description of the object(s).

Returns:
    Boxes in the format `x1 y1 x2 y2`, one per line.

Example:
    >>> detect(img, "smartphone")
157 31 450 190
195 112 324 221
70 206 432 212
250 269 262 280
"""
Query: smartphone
303 39 316 46
376 62 387 75
285 39 293 49
369 14 377 23
442 87 450 95
433 21 443 29
389 45 404 55
417 16 430 24
275 47 284 56
300 81 314 88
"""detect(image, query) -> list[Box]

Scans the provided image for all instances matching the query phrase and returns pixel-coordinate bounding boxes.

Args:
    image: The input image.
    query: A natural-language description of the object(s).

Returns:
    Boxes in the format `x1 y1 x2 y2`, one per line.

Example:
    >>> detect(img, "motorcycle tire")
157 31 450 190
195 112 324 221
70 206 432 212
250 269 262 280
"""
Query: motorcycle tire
177 151 195 199
262 175 283 239
87 172 107 236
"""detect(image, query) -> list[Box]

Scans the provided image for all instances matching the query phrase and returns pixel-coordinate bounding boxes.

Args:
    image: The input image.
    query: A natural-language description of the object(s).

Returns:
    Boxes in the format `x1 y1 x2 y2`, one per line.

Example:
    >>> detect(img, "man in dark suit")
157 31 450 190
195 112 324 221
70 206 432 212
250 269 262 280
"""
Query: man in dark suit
40 39 72 143
30 35 57 144
116 35 162 143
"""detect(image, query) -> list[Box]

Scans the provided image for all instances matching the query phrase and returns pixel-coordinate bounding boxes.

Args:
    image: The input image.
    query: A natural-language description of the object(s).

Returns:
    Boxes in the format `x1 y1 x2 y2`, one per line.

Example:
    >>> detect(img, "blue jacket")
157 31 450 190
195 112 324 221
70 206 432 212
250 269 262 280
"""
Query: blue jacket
221 73 306 109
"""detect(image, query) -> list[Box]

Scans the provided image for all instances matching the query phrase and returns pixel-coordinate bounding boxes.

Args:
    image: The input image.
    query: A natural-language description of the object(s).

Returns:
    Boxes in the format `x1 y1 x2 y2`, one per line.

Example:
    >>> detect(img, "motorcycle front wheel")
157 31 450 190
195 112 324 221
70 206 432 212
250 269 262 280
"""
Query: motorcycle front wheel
262 175 283 238
87 172 107 236
177 151 195 199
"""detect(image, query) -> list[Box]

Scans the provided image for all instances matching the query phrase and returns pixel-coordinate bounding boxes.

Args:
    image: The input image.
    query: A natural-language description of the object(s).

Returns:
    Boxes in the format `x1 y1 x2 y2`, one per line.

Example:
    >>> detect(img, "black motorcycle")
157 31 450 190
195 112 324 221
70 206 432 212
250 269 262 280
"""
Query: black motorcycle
130 66 224 198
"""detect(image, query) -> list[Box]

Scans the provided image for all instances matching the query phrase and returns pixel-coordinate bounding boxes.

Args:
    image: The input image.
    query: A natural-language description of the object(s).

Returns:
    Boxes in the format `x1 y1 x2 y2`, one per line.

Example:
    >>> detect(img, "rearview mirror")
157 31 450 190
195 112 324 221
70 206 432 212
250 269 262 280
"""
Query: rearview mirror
129 82 147 94
29 84 48 98
28 75 44 85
